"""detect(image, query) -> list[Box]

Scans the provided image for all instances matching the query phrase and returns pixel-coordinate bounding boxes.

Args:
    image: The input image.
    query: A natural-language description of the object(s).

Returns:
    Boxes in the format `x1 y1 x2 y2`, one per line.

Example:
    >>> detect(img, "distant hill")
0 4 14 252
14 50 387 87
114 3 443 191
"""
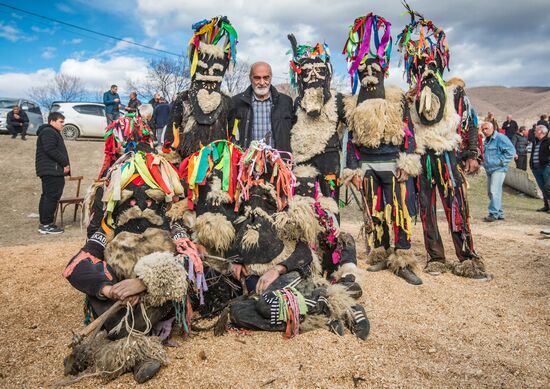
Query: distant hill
460 86 550 128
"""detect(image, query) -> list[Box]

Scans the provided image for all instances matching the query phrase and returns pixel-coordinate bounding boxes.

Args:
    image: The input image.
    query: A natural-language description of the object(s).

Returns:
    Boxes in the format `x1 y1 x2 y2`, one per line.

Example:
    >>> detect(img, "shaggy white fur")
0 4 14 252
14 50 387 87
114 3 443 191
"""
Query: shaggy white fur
366 246 390 265
293 164 320 179
331 262 363 282
116 207 165 227
206 176 232 206
344 86 405 148
83 181 104 226
273 198 321 245
241 225 260 251
145 188 166 203
165 201 196 231
325 283 355 322
195 212 235 253
300 87 325 115
411 85 462 155
245 240 297 276
387 249 418 273
291 91 339 163
105 228 175 279
134 251 188 307
318 196 339 215
196 89 221 113
396 152 422 177
340 168 363 186
198 43 224 59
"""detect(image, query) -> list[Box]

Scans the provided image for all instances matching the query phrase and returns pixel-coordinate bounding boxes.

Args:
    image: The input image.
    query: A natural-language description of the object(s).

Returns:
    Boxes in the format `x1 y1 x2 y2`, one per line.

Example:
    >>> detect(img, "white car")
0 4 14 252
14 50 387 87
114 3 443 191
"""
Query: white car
50 102 112 140
0 97 44 135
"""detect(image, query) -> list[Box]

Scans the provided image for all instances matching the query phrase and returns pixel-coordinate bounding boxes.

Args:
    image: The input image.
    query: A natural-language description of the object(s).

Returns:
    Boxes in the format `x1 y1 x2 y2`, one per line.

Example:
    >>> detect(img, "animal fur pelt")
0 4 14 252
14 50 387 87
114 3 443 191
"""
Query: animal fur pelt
396 152 422 177
134 251 188 307
198 43 224 59
330 262 363 283
325 283 355 323
165 200 196 231
318 196 339 215
95 334 168 381
451 258 487 278
343 86 405 148
83 181 105 227
291 91 340 163
340 168 363 186
245 240 297 276
299 314 329 332
446 77 466 88
105 228 175 280
387 249 418 273
116 207 165 228
366 246 390 265
206 176 232 206
195 212 235 253
424 260 452 274
293 164 320 179
273 196 322 245
410 85 462 155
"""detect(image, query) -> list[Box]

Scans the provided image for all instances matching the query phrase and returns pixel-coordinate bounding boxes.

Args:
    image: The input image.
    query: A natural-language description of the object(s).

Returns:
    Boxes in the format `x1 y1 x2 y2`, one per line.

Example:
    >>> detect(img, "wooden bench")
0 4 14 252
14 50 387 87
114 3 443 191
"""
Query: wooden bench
55 176 84 227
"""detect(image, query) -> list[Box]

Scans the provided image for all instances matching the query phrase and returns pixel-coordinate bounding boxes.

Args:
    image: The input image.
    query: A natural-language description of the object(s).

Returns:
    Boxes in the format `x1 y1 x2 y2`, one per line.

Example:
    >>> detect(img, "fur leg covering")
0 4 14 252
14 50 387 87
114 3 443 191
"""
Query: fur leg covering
299 314 330 333
195 212 235 253
331 262 363 283
134 252 188 307
340 168 363 186
396 152 422 177
387 249 418 273
424 260 452 274
366 246 390 265
452 258 488 279
324 283 355 323
95 334 168 381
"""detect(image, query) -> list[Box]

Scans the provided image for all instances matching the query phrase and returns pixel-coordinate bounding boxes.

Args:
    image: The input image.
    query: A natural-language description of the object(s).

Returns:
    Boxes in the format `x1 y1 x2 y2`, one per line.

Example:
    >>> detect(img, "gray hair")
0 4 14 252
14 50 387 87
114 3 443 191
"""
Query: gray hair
481 121 494 130
536 125 548 134
138 103 154 120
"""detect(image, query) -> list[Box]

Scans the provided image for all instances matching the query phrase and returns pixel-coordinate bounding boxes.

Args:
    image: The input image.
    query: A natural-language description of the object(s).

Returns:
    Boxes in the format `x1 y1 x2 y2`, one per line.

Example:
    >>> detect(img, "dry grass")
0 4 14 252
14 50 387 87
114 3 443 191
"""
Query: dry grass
0 135 549 388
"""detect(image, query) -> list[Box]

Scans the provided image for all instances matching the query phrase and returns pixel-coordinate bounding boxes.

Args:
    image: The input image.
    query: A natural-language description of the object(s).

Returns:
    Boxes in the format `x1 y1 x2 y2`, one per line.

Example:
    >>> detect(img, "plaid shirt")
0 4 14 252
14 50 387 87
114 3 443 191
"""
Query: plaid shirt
251 94 272 145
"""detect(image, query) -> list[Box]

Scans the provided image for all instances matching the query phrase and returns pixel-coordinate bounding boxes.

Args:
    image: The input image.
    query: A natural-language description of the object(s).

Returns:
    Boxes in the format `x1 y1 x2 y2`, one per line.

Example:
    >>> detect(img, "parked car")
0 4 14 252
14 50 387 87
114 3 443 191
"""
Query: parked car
0 97 44 135
50 102 114 140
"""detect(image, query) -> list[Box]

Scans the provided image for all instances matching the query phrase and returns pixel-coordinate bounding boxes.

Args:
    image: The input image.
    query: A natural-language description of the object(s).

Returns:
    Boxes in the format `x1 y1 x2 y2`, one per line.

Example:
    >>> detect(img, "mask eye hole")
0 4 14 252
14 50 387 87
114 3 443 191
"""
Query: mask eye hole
145 198 153 208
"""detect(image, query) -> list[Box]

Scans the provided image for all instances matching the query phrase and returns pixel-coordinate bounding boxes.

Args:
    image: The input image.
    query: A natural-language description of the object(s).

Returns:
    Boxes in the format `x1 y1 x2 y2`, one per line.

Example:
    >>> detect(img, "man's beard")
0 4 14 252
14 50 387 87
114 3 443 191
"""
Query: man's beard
252 85 270 97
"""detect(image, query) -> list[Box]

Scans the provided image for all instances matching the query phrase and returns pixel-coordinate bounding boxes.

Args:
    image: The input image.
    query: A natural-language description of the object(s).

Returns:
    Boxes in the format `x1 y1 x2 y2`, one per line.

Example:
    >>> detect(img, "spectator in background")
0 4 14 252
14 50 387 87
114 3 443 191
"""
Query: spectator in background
530 125 550 212
528 124 537 144
151 97 170 145
125 92 141 114
502 114 518 140
35 112 70 235
484 112 500 134
148 92 162 109
481 121 515 222
103 84 121 124
6 105 29 140
536 114 549 129
511 126 529 170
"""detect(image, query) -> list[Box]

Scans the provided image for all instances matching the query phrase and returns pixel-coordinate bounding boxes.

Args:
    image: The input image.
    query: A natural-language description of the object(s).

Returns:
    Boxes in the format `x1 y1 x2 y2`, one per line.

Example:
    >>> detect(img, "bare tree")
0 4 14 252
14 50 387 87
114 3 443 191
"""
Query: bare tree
222 62 250 96
29 73 86 109
127 56 190 102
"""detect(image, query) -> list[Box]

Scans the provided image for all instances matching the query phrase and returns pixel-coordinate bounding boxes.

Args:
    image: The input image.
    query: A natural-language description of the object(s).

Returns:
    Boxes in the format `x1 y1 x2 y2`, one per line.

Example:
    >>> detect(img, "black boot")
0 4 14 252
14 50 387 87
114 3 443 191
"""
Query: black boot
327 319 345 336
397 266 423 285
133 359 161 384
338 274 363 299
350 304 370 340
367 260 388 272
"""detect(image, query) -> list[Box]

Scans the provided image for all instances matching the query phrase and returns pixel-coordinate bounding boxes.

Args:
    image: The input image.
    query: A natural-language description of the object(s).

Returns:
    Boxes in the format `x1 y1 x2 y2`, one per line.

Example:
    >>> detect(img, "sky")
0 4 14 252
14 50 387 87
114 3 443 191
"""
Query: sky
0 0 549 102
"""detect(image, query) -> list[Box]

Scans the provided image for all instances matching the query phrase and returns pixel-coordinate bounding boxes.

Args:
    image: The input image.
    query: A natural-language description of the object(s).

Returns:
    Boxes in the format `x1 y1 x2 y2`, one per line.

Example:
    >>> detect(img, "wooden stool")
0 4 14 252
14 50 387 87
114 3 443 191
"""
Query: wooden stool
55 176 85 227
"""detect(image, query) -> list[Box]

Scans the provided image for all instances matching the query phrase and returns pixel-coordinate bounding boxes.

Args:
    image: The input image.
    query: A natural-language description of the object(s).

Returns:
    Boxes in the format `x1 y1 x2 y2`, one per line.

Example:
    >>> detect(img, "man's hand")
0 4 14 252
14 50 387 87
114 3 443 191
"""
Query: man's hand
231 263 247 280
63 166 70 174
256 266 284 295
352 175 362 191
395 168 409 182
100 284 113 299
514 154 518 160
114 98 120 103
464 158 480 174
110 279 146 301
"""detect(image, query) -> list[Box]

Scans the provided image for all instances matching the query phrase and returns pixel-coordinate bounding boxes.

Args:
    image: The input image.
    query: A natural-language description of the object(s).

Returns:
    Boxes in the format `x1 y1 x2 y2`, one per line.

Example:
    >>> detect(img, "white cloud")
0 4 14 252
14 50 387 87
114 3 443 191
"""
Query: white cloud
0 22 20 42
41 47 57 59
62 38 83 45
31 26 55 34
0 69 56 97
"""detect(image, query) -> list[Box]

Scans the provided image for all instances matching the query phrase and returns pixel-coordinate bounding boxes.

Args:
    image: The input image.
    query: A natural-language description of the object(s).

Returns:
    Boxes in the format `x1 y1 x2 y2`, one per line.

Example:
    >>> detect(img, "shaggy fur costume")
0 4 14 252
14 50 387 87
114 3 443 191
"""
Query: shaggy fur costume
195 212 235 254
343 86 405 148
424 260 452 274
105 228 175 280
330 261 363 283
340 168 363 186
165 200 196 231
116 207 165 228
325 283 355 324
291 91 341 163
273 196 322 245
451 259 488 278
410 85 462 155
387 249 419 273
134 251 188 307
205 176 233 206
396 152 422 177
244 240 297 276
95 333 168 381
366 246 391 265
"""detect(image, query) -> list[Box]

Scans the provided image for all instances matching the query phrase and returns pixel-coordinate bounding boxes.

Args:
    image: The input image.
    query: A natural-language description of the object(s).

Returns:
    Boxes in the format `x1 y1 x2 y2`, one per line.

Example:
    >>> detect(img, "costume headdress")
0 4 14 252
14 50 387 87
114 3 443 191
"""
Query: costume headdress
342 13 392 94
288 36 331 91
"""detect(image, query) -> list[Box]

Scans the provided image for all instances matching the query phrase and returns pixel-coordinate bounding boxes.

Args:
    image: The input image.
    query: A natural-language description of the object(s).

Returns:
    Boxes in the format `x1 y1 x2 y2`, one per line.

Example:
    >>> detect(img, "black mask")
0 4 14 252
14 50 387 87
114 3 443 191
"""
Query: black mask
296 57 332 117
293 176 317 198
357 58 385 104
414 63 446 125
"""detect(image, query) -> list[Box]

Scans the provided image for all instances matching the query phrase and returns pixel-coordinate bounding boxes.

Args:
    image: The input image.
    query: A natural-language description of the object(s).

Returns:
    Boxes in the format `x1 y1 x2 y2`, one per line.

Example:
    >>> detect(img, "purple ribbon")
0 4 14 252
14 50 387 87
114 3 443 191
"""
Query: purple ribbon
348 16 373 77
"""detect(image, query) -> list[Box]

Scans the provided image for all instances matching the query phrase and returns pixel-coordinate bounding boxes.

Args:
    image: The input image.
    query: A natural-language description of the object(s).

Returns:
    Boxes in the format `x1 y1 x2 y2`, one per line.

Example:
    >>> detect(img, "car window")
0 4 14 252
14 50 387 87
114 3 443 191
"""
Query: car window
74 104 105 117
50 104 61 112
26 102 41 114
0 99 19 109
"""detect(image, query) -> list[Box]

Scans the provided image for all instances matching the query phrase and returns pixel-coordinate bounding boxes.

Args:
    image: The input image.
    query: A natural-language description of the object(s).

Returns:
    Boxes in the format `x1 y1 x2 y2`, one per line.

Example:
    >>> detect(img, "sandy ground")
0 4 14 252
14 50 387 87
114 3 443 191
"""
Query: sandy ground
0 135 549 388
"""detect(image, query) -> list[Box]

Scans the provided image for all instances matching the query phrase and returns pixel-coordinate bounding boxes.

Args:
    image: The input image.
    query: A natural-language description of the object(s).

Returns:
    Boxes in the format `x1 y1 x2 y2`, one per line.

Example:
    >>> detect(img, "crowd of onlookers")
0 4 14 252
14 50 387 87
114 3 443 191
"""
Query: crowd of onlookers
481 112 550 222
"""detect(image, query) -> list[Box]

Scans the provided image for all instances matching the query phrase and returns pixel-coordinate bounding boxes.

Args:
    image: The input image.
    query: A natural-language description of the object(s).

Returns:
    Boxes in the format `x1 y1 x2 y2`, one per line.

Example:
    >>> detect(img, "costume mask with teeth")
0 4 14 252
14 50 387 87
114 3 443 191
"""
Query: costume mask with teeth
288 35 332 117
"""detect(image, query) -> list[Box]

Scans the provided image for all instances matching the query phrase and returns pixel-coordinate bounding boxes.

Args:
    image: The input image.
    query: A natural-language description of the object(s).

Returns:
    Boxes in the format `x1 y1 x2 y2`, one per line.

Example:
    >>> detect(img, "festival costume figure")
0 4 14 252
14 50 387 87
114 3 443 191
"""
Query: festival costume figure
165 16 238 160
397 6 488 279
62 151 205 384
341 13 423 285
286 36 362 291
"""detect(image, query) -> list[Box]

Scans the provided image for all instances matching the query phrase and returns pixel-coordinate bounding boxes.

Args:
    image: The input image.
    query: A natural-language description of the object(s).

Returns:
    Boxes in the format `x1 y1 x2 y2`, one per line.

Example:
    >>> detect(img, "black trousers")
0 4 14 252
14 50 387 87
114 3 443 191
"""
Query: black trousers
515 154 527 171
7 124 28 137
39 175 65 225
417 150 477 262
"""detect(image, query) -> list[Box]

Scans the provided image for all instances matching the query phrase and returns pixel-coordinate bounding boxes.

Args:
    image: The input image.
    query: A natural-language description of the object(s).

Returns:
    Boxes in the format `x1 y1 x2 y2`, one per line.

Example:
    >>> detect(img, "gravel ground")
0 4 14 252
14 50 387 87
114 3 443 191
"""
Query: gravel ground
0 134 549 388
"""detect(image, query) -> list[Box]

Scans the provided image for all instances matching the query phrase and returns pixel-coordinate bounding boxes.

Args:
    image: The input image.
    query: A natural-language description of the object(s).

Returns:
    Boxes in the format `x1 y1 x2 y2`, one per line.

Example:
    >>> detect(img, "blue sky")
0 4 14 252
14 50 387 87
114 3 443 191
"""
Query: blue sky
0 0 549 101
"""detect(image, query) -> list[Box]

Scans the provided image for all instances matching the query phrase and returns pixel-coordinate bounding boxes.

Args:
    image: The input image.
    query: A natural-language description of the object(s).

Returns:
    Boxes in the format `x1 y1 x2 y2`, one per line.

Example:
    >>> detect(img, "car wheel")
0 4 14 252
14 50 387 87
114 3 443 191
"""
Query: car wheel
62 124 80 140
